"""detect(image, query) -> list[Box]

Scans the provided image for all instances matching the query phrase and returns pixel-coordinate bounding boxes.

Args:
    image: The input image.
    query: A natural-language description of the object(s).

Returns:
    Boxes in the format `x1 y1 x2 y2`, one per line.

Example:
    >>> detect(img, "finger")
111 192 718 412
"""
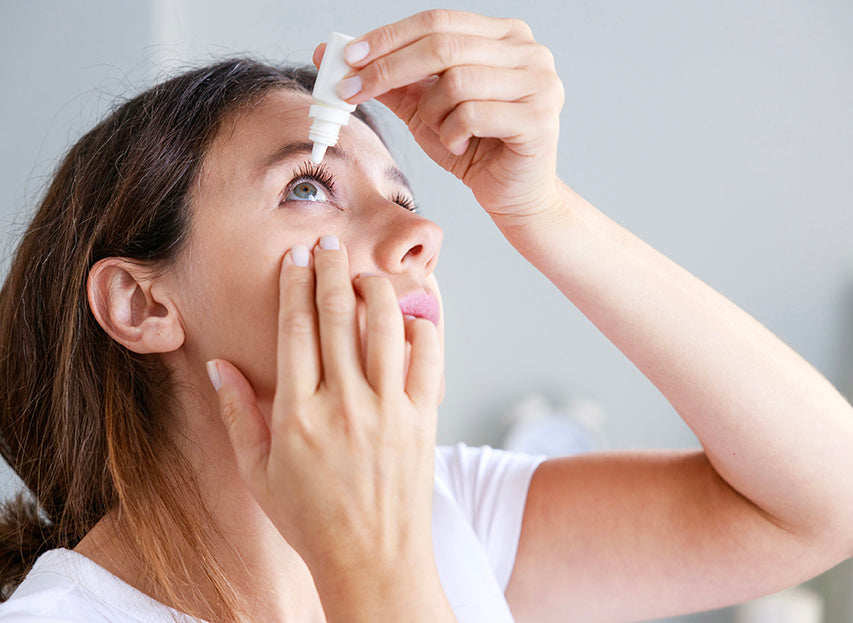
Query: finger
355 274 405 395
416 65 540 133
372 77 436 130
312 43 327 69
208 359 270 494
343 34 528 105
345 10 532 71
403 317 442 408
278 246 321 405
313 235 362 389
438 100 560 158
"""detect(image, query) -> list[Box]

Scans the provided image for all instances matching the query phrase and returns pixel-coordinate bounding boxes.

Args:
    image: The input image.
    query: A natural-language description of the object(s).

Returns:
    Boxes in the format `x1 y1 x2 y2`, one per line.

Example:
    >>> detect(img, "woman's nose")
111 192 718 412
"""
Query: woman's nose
371 208 443 276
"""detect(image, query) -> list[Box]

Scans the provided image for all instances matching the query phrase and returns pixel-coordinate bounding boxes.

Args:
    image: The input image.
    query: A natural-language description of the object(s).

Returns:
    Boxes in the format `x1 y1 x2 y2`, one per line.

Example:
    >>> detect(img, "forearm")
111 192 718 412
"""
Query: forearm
499 181 853 551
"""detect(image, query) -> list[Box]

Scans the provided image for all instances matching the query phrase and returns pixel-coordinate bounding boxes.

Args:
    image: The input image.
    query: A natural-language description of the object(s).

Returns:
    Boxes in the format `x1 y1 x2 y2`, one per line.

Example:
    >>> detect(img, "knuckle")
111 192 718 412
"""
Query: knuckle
442 66 467 98
420 8 454 32
281 308 315 336
525 42 554 69
318 291 355 319
282 270 313 294
429 33 460 67
456 100 479 126
530 76 565 114
279 404 310 438
219 398 241 435
537 44 557 70
506 17 534 40
372 23 398 55
371 55 393 87
333 393 363 425
285 265 312 283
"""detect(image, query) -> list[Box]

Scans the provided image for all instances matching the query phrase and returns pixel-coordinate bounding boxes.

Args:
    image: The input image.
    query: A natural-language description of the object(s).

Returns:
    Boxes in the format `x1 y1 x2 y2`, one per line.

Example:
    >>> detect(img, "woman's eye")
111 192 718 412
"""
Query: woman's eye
284 180 329 203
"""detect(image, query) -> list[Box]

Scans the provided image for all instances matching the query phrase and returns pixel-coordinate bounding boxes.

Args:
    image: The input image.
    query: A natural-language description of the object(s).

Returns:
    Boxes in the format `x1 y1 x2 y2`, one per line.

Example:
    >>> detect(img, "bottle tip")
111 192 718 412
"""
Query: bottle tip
311 143 327 164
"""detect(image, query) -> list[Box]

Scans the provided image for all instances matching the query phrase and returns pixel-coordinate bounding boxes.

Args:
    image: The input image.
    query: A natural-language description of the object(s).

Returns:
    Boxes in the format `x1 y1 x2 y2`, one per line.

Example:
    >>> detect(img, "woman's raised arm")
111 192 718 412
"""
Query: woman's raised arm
502 181 853 621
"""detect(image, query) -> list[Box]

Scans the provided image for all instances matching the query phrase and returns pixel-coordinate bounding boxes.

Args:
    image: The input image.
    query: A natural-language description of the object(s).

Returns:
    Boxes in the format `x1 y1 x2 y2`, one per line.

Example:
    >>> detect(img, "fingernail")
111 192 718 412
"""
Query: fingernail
345 40 370 65
206 361 221 391
336 75 362 100
319 234 340 250
290 245 310 266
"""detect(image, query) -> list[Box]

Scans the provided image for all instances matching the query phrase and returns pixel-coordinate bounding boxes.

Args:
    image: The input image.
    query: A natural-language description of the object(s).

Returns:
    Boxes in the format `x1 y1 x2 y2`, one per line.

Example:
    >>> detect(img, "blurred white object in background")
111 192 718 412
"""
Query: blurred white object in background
734 586 823 623
501 395 606 457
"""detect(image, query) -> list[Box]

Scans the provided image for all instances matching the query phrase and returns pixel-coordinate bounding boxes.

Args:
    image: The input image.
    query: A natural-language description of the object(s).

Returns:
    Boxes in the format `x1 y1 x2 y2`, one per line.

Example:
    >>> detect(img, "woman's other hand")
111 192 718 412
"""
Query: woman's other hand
207 237 453 621
314 10 565 228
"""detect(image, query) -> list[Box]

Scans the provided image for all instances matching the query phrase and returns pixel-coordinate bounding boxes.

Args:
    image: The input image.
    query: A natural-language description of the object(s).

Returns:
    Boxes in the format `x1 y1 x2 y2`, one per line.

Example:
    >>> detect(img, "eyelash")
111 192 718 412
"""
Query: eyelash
287 161 336 198
282 161 420 213
391 192 419 214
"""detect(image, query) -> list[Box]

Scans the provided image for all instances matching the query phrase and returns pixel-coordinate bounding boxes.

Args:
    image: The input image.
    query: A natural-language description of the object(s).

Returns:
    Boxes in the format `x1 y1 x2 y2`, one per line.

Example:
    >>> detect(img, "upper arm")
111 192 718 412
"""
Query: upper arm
504 450 835 623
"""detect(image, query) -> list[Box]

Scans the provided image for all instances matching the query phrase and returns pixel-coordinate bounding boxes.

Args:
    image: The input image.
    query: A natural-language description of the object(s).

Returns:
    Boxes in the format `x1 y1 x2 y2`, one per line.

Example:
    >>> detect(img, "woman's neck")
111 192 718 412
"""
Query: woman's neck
75 360 326 623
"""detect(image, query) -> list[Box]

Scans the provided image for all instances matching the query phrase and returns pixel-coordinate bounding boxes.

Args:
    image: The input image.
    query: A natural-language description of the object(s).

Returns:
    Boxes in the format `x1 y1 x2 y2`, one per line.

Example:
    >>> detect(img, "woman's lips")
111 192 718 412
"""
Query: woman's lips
397 292 440 327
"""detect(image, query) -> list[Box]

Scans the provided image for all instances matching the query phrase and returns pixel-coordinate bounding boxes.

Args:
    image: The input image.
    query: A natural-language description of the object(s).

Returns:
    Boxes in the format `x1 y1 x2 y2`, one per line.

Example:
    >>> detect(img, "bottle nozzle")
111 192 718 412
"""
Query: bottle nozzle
309 32 356 165
311 142 328 164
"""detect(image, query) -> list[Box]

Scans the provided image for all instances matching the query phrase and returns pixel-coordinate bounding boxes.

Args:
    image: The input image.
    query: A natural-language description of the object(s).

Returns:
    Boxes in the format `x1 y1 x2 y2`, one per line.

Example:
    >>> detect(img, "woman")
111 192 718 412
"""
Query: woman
1 9 851 623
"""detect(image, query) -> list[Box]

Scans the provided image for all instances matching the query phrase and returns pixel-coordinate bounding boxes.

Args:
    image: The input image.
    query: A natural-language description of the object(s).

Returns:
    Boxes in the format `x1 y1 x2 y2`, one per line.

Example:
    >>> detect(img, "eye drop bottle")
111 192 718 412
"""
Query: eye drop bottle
309 32 357 164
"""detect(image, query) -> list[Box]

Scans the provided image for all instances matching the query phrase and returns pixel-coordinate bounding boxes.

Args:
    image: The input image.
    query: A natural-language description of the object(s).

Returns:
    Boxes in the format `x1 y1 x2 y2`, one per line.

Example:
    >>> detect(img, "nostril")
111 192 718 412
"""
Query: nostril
405 244 424 259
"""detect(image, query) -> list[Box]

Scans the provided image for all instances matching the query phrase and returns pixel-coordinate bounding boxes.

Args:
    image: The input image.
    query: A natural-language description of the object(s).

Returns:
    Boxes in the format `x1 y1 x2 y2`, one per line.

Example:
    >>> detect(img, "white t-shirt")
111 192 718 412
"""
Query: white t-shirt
0 444 545 622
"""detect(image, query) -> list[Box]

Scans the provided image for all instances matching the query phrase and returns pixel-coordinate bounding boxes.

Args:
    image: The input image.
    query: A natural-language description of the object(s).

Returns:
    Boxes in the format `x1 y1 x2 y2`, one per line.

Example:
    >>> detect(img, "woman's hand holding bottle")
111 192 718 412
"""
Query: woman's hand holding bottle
317 10 566 230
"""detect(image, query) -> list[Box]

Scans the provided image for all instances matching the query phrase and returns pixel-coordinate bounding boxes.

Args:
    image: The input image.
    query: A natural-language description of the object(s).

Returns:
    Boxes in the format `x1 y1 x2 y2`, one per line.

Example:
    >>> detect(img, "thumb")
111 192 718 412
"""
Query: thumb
207 359 270 492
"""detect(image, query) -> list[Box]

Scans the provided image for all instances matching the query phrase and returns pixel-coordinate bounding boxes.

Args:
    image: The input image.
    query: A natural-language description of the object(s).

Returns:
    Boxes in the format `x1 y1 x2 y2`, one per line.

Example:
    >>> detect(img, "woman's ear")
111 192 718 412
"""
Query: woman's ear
87 257 185 354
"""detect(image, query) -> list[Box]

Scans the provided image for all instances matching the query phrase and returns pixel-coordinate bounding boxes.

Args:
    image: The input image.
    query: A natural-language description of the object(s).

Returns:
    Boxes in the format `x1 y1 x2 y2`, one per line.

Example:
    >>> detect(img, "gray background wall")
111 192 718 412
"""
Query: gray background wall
1 2 851 622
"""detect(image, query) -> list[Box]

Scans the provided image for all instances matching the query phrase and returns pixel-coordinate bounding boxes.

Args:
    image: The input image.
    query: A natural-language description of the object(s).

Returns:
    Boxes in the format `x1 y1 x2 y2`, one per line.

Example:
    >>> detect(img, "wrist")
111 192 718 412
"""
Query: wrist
311 551 455 623
490 179 579 255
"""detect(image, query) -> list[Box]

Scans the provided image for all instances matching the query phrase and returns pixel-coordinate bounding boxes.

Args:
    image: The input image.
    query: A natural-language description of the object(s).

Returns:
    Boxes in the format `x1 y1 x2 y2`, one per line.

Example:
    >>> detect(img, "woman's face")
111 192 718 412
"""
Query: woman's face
170 89 443 403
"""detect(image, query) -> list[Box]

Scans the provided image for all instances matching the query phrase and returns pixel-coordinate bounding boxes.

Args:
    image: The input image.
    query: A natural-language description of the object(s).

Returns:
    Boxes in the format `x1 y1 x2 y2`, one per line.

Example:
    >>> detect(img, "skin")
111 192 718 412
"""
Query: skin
78 9 853 623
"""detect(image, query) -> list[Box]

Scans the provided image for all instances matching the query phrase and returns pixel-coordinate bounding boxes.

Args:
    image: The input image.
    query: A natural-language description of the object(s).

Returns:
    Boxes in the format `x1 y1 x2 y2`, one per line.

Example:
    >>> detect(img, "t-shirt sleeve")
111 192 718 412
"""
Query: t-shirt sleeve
435 443 547 591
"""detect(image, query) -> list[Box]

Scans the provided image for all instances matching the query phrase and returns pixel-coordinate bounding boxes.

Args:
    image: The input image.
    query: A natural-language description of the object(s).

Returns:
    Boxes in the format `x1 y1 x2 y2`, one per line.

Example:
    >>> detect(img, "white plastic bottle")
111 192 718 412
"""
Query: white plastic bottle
309 32 356 164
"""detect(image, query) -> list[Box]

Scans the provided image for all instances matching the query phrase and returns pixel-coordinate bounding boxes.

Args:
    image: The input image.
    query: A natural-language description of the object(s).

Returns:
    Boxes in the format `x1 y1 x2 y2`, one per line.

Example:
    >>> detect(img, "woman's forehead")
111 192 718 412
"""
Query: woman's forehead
205 89 395 178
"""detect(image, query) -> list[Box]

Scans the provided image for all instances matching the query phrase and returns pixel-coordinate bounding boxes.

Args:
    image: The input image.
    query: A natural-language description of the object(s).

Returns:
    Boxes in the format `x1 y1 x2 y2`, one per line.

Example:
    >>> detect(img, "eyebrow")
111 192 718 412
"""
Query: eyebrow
384 165 413 195
260 141 348 170
260 140 414 195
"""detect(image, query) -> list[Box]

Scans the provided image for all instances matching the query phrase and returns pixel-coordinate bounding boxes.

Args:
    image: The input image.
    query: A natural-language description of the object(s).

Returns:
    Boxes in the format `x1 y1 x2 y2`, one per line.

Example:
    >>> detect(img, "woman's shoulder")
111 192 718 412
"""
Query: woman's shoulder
434 442 546 509
0 549 199 623
433 443 546 556
0 550 91 622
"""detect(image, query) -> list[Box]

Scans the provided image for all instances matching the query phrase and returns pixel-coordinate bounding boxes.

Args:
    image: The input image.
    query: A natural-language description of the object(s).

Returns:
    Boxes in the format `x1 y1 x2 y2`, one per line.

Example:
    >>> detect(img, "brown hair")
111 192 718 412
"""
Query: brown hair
0 58 381 620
